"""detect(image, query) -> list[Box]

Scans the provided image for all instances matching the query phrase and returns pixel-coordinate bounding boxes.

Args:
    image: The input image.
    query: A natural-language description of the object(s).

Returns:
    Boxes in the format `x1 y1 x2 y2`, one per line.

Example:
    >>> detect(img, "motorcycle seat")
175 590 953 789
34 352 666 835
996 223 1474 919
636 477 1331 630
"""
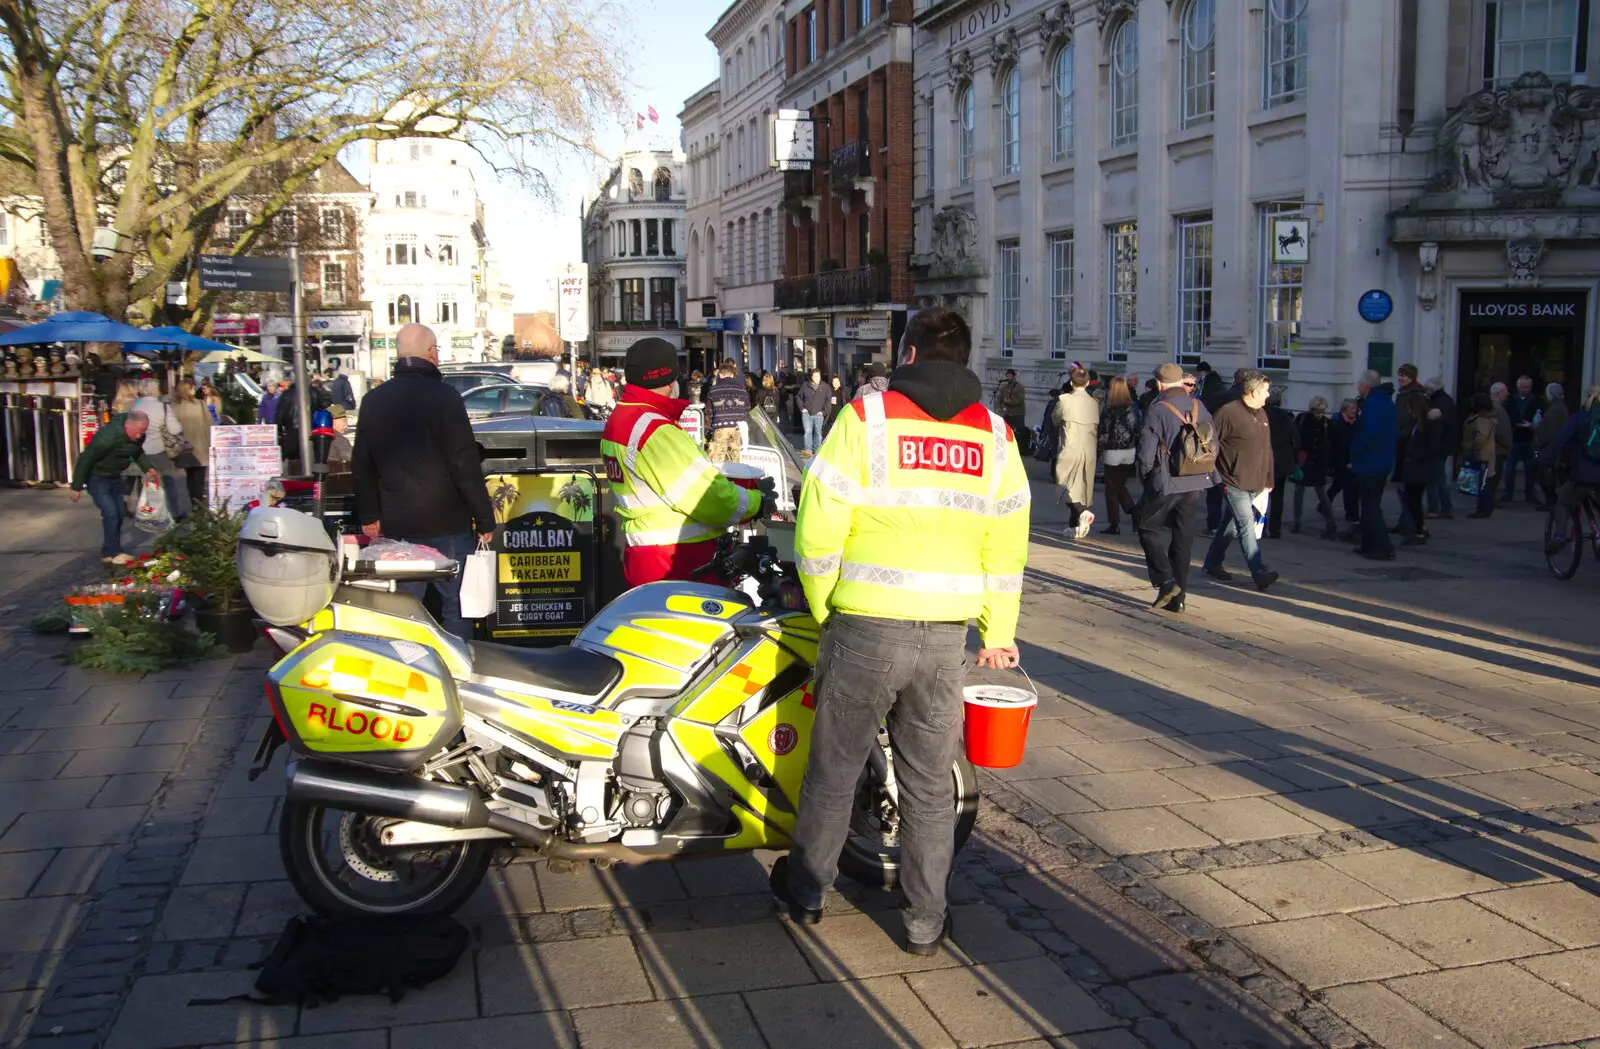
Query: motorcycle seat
468 642 623 700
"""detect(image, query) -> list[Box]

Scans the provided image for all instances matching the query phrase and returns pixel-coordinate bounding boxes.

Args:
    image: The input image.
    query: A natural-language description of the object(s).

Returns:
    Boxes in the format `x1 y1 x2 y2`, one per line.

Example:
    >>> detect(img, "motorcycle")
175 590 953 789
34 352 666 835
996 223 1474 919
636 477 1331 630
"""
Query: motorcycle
241 509 979 917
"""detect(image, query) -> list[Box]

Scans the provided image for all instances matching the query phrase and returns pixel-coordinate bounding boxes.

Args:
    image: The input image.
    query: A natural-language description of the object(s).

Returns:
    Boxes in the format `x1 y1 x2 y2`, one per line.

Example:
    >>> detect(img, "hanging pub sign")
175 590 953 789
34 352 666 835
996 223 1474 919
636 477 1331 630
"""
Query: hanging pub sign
485 472 598 642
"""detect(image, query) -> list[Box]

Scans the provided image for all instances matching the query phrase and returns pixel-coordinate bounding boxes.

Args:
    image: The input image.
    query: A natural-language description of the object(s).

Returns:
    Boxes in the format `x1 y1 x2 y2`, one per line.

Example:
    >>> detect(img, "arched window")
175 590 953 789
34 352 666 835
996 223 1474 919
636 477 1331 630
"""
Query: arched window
724 221 734 279
705 225 717 286
724 57 734 90
628 168 644 197
776 15 784 61
1263 0 1307 106
396 294 412 325
746 37 756 81
999 66 1021 175
957 84 975 185
653 167 672 200
762 26 771 68
762 210 774 282
748 212 758 281
1052 47 1074 160
736 127 746 181
687 229 700 296
1180 0 1215 126
734 48 744 90
1110 17 1139 147
736 218 747 284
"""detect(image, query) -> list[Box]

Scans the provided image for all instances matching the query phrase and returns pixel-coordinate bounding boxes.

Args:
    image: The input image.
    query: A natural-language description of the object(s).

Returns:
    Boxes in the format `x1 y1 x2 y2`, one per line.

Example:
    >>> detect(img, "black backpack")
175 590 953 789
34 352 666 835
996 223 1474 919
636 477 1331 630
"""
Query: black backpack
1158 400 1219 477
202 914 471 1007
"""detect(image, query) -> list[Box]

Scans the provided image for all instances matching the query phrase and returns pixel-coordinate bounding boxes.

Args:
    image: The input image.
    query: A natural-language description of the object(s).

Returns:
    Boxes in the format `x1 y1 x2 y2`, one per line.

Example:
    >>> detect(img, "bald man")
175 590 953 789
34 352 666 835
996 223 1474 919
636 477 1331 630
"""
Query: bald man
351 323 495 639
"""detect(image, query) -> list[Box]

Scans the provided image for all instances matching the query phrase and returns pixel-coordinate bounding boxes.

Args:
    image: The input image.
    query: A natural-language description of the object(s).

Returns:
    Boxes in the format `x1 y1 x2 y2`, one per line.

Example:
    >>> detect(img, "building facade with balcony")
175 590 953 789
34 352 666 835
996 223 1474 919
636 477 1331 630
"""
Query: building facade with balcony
683 81 724 374
581 147 689 364
778 0 917 378
702 0 790 373
364 126 494 371
913 0 1600 411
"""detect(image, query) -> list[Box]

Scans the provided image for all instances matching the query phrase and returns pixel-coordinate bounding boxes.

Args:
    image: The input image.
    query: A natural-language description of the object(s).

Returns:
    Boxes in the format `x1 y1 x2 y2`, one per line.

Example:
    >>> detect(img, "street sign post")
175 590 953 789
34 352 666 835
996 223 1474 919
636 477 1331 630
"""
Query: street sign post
197 255 294 294
557 266 588 380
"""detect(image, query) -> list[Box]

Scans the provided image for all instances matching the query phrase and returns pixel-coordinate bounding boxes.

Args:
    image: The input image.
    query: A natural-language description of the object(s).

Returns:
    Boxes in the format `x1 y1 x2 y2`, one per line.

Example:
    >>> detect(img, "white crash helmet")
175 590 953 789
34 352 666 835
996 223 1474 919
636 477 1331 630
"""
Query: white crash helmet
238 507 340 626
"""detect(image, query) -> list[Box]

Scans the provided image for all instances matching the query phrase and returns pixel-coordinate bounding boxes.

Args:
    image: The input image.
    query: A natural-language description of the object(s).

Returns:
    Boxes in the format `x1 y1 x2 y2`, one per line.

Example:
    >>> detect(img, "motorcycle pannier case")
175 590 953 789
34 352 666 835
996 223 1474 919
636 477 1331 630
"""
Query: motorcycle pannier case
238 507 340 627
266 633 463 772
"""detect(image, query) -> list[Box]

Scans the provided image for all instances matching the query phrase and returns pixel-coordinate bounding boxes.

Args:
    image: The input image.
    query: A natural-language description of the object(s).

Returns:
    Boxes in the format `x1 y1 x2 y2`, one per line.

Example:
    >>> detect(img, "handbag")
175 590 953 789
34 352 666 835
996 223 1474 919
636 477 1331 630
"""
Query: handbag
158 404 193 461
1455 460 1486 496
457 539 496 620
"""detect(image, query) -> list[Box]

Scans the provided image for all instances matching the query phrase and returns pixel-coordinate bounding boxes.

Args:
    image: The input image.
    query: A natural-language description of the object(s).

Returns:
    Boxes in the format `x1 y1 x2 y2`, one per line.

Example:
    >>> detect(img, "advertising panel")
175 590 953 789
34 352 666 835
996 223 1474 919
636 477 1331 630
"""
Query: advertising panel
484 472 598 641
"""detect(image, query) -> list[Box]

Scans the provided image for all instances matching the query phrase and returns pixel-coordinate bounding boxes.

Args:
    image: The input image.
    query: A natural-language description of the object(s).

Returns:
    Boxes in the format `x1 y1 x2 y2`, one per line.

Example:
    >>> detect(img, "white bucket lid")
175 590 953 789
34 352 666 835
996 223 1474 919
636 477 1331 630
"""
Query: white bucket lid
718 462 765 479
963 684 1038 709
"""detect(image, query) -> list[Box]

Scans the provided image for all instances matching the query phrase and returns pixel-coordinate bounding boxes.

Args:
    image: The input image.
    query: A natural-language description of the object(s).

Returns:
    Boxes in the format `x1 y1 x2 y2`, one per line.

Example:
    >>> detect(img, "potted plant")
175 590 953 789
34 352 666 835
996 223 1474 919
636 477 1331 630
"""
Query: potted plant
820 258 840 272
157 503 256 652
865 248 889 267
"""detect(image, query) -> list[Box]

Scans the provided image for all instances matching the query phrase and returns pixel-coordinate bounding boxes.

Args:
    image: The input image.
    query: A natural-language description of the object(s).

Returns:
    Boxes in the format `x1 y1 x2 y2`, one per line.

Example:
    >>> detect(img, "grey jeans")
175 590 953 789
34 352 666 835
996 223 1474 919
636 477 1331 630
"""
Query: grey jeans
787 613 969 943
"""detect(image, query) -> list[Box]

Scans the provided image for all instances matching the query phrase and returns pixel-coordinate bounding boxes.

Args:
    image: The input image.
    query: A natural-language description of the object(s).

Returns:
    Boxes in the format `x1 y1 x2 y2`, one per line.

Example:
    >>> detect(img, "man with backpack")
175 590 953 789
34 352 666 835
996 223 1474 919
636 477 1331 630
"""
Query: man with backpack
1135 363 1217 614
1539 384 1600 555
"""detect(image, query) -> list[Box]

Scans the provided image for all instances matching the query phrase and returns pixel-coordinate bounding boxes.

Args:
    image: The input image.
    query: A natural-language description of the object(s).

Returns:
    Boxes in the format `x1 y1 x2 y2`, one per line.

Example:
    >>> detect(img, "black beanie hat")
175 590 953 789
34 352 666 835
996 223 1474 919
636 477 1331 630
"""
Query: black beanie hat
625 338 680 387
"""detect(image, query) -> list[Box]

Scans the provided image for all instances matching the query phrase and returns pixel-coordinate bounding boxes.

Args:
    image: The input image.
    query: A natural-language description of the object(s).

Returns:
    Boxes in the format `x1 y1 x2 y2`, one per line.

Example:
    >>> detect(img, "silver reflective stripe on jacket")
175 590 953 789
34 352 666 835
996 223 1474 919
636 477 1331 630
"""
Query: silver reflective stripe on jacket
838 561 986 595
623 520 725 547
798 552 842 576
624 412 670 472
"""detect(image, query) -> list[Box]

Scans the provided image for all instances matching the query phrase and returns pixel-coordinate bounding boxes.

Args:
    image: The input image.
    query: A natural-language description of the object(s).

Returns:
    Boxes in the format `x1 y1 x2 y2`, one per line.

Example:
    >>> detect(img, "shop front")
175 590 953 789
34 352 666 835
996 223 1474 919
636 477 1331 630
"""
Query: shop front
1455 289 1588 408
831 312 899 380
306 313 367 375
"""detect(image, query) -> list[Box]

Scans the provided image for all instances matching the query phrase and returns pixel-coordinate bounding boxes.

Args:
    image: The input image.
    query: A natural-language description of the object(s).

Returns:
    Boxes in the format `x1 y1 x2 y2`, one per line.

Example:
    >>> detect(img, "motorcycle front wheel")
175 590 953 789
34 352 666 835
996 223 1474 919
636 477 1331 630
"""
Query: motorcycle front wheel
836 742 980 891
280 800 494 917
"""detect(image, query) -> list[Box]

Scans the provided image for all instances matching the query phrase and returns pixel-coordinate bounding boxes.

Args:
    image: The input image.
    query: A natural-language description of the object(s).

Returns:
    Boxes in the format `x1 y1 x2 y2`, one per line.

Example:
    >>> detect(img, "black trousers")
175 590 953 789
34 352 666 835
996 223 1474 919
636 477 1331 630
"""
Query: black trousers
1356 473 1394 555
1137 490 1200 591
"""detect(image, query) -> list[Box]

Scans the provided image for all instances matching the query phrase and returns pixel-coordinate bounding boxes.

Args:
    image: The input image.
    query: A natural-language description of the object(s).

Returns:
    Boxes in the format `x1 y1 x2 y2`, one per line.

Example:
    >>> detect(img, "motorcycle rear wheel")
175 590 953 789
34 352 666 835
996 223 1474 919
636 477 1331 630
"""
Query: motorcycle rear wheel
280 800 494 917
836 753 979 891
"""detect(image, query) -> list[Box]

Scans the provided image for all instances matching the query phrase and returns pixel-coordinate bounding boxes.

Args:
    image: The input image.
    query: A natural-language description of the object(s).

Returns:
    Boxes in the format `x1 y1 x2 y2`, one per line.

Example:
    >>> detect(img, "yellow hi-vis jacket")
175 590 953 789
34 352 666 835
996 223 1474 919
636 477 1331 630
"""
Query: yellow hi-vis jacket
795 388 1031 647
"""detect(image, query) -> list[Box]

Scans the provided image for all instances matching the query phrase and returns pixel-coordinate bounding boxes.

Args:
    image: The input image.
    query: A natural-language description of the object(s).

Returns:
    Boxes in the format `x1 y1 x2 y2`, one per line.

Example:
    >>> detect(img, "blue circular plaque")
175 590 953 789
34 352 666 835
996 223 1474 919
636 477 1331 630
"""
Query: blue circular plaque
1358 289 1394 323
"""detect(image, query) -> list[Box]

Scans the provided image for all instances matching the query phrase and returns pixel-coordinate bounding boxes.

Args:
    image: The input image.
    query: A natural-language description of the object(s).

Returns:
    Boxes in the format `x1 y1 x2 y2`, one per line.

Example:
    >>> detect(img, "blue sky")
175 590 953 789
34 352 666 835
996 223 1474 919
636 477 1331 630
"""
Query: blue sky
480 0 729 311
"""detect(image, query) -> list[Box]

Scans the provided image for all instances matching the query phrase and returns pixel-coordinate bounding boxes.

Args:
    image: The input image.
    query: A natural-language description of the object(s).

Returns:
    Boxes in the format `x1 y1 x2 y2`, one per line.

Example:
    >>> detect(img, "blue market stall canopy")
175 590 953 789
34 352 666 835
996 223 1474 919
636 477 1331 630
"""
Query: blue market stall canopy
144 326 241 353
0 311 184 347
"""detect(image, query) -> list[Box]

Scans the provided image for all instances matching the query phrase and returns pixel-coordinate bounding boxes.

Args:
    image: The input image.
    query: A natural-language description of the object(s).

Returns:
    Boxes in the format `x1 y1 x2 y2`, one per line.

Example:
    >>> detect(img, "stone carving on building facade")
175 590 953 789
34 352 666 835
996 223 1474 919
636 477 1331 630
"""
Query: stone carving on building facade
929 205 982 277
947 48 974 86
1417 242 1440 310
1036 3 1072 54
1428 72 1600 207
989 27 1019 76
1505 237 1546 286
1096 0 1137 28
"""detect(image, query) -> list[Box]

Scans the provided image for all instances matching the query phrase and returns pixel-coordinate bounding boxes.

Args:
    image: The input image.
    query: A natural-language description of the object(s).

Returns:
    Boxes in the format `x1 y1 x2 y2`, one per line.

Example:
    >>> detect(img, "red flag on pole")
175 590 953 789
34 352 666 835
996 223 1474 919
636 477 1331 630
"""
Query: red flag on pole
636 113 645 129
647 106 659 123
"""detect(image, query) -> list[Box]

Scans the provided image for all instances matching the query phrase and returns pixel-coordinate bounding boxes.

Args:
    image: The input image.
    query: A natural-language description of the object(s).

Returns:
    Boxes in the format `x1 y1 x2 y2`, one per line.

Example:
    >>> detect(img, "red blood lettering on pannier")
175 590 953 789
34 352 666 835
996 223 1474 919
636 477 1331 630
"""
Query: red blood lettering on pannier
897 436 984 477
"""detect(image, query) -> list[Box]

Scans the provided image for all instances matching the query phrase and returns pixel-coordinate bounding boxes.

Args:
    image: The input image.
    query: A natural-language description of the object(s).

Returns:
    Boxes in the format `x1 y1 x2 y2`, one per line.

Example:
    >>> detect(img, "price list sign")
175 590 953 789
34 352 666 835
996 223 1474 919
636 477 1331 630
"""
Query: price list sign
209 425 281 509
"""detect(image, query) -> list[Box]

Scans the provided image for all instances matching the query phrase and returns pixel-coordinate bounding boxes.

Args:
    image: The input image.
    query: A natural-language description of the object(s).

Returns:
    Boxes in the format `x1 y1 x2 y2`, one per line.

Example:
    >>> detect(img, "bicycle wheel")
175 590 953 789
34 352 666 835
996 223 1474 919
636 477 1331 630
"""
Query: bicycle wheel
1545 508 1584 580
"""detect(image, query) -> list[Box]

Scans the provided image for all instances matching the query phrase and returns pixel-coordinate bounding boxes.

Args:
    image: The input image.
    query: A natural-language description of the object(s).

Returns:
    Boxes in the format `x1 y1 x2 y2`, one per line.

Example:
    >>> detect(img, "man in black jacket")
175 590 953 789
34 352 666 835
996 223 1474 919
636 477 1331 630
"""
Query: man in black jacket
1502 374 1544 504
1426 378 1458 520
352 323 495 640
798 368 832 455
1136 363 1216 614
706 361 751 463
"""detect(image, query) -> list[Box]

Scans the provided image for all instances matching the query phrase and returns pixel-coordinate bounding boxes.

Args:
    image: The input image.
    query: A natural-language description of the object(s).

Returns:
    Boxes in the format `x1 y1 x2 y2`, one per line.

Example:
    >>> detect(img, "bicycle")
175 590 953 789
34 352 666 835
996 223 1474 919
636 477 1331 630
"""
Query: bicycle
1544 489 1600 579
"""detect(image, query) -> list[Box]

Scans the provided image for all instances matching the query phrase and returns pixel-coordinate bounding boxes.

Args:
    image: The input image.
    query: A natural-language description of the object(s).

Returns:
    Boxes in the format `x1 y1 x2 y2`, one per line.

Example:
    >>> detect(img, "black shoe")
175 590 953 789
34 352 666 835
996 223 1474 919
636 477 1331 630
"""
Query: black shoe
1203 564 1233 582
1200 528 1215 538
1388 524 1405 535
1267 531 1282 540
1168 595 1187 614
1402 534 1428 546
903 913 953 957
1100 523 1121 535
1360 550 1396 561
1151 583 1184 611
1252 570 1280 591
770 857 821 925
1290 523 1302 534
1322 529 1338 541
1337 529 1358 544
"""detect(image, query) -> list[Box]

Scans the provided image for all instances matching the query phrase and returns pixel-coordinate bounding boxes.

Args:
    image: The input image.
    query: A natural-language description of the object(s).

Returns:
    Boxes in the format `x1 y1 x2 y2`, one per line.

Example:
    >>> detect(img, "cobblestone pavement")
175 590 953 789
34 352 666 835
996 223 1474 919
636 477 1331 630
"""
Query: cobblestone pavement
4 478 1600 1049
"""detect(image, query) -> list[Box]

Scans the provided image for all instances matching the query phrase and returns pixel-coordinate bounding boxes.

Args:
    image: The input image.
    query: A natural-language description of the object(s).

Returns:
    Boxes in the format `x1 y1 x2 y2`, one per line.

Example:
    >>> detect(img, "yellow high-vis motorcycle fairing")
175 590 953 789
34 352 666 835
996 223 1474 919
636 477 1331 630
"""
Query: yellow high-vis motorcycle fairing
240 508 978 917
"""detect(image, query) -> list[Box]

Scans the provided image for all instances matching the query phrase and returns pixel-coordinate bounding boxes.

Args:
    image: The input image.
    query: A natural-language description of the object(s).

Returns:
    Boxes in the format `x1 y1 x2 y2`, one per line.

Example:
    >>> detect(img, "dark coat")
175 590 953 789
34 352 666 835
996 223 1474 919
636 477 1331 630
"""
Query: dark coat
1351 385 1398 476
798 380 832 415
1330 415 1356 483
1098 403 1140 453
350 357 495 539
1538 406 1600 485
1136 389 1216 496
1400 409 1448 485
1430 388 1460 456
1506 391 1543 444
755 386 779 415
1296 412 1331 486
1267 406 1300 480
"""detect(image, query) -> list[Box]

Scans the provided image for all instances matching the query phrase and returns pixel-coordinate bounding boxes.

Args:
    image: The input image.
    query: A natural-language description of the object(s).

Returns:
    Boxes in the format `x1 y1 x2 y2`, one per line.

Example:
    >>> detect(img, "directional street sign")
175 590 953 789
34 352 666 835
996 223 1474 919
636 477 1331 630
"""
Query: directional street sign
197 255 294 294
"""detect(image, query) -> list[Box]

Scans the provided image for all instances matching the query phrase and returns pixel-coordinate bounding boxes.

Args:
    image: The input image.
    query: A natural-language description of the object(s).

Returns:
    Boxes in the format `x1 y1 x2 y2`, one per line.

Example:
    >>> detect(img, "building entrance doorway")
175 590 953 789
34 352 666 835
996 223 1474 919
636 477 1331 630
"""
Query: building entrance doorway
1456 290 1586 410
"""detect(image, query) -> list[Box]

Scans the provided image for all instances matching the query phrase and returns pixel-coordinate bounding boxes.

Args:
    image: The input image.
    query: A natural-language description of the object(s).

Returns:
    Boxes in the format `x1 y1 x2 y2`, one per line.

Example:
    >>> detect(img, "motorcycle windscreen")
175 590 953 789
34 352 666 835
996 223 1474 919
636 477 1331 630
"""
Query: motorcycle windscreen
267 633 463 772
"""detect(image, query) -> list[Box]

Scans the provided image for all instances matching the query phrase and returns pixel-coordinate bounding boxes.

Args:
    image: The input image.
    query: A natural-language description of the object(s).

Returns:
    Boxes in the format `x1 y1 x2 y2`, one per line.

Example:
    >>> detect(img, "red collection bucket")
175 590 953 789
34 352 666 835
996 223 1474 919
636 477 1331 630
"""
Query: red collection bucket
718 462 765 491
962 669 1039 768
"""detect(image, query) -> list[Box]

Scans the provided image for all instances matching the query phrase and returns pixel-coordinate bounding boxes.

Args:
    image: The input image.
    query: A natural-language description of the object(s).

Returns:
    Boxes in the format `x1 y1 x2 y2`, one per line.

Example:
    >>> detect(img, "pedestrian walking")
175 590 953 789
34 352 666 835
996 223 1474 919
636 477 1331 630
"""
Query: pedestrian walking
1392 364 1430 535
1203 371 1280 590
1053 368 1100 539
257 381 282 425
1135 363 1215 613
756 373 780 416
537 374 585 418
586 368 616 414
327 362 356 410
1329 397 1360 526
1503 375 1543 504
780 307 1029 956
1540 384 1600 555
69 412 160 564
1265 391 1299 539
1200 368 1243 536
1097 376 1140 535
132 377 190 522
1398 389 1447 546
1534 382 1570 507
1292 397 1336 538
798 369 831 454
707 361 751 463
1426 378 1459 520
350 322 496 641
1350 370 1398 560
1461 392 1500 519
170 378 212 506
994 368 1029 454
826 373 846 430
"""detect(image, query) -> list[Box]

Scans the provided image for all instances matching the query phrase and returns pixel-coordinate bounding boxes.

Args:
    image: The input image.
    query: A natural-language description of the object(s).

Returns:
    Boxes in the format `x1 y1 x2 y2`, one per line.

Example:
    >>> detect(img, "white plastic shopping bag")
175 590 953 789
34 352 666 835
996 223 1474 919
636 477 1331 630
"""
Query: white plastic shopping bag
134 477 173 533
1250 491 1270 540
458 539 496 620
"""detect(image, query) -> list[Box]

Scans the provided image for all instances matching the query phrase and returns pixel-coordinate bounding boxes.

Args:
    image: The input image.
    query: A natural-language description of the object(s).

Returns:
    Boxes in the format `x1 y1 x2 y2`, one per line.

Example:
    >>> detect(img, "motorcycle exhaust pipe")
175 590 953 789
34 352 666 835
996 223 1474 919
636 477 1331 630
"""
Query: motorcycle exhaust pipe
286 759 493 830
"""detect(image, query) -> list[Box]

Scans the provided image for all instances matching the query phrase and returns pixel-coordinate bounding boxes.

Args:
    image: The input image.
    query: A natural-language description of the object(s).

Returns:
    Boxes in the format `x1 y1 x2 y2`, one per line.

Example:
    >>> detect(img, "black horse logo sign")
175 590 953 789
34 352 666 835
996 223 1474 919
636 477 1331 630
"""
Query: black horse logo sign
1276 222 1307 259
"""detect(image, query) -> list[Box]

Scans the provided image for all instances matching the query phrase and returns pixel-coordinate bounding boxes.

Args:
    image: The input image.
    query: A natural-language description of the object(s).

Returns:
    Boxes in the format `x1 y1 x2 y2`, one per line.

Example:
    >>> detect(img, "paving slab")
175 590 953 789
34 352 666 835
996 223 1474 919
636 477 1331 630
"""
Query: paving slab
987 747 1101 781
1067 741 1189 774
1055 771 1205 810
905 958 1119 1046
1321 981 1478 1049
534 858 686 910
1059 808 1218 856
788 910 967 980
156 883 248 942
1211 859 1396 920
0 895 82 953
180 834 285 884
1164 797 1324 843
1012 777 1102 814
0 849 52 899
1231 914 1435 989
1151 873 1274 928
569 995 767 1049
1387 962 1600 1049
1421 741 1549 773
1323 847 1506 903
635 922 815 998
745 974 957 1049
1354 897 1562 965
388 1012 577 1049
105 970 297 1049
0 804 145 850
479 937 654 1014
1154 761 1301 800
1472 882 1600 948
1455 768 1600 809
1125 972 1310 1048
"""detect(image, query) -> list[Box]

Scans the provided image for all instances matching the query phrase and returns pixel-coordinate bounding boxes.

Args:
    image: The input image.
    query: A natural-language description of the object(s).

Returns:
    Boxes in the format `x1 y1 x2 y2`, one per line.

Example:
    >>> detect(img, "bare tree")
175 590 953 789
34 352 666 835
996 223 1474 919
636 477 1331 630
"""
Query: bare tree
0 0 627 324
